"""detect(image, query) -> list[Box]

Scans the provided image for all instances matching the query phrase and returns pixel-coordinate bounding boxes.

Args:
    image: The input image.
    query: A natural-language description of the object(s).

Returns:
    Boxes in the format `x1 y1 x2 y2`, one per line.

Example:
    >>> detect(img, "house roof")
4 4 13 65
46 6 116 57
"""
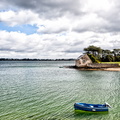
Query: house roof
77 55 84 60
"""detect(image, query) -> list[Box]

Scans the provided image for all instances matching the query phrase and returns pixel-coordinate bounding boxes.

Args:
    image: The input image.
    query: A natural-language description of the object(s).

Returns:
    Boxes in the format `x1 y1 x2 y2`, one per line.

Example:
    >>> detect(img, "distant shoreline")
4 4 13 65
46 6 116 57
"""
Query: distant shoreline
0 58 75 61
65 66 120 71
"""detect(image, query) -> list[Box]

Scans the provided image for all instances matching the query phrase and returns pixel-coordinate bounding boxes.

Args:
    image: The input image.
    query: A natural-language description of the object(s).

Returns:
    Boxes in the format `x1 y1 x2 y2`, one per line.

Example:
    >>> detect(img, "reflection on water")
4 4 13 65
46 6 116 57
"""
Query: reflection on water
0 61 120 120
74 110 109 115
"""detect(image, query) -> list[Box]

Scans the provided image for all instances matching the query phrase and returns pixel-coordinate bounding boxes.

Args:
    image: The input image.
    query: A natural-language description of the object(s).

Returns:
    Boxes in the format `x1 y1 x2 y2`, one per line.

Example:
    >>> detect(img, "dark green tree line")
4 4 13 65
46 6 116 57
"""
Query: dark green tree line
84 45 120 62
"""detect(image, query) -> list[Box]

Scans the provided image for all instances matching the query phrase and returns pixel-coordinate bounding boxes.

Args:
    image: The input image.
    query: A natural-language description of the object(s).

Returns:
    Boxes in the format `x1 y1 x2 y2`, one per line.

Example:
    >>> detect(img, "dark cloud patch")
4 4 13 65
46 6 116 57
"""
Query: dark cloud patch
14 49 37 53
0 47 36 53
89 40 100 44
63 45 84 54
73 22 120 33
0 0 82 18
0 48 13 52
72 23 109 33
72 27 88 33
103 24 120 33
39 27 68 34
64 49 83 53
72 41 84 46
2 0 120 33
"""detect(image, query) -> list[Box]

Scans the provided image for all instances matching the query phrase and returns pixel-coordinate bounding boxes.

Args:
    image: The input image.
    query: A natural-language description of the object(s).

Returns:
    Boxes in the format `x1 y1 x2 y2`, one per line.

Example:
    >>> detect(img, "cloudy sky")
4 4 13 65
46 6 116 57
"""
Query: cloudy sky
0 0 120 59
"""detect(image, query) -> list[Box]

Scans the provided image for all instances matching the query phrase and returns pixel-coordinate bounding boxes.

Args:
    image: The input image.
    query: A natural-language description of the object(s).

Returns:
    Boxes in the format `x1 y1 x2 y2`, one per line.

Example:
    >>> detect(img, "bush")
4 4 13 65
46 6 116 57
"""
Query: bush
102 55 115 62
87 54 100 63
115 56 120 61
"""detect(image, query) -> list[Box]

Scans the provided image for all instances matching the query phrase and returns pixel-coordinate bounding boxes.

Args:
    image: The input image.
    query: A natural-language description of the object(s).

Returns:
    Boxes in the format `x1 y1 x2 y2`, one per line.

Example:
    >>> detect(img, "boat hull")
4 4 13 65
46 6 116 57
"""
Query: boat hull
74 103 108 112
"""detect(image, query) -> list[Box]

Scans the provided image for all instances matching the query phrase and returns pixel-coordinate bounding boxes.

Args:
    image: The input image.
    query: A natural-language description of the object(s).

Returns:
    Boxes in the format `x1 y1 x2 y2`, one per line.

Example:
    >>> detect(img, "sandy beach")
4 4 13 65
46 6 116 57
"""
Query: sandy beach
103 68 120 71
78 68 120 71
66 66 120 71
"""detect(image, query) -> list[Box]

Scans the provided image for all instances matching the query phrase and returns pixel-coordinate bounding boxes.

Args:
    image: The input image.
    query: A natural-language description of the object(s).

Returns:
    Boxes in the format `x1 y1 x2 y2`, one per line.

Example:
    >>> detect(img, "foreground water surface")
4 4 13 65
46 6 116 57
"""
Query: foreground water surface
0 61 120 120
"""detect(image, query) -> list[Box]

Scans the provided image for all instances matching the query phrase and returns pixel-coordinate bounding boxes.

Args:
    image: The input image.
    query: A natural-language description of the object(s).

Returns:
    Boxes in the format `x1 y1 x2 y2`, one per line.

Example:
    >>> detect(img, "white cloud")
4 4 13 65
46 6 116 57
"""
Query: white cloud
37 17 70 34
0 0 120 58
1 30 120 59
82 0 114 12
0 10 39 26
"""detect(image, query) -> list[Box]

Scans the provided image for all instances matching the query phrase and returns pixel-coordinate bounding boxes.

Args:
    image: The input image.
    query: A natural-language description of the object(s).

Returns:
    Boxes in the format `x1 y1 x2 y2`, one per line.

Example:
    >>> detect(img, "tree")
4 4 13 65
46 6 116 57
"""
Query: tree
103 55 115 62
115 56 120 61
102 49 112 58
84 45 102 56
113 49 120 56
83 46 120 62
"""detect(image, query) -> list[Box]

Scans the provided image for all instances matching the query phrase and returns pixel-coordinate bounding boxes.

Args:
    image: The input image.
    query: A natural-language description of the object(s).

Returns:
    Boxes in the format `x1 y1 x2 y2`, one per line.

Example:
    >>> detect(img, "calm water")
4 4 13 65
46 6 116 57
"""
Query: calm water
0 61 120 120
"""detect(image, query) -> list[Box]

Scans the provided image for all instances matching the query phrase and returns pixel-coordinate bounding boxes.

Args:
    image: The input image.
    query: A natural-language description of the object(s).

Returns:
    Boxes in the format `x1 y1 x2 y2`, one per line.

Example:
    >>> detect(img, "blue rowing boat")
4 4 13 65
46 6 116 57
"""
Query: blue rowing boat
74 102 111 112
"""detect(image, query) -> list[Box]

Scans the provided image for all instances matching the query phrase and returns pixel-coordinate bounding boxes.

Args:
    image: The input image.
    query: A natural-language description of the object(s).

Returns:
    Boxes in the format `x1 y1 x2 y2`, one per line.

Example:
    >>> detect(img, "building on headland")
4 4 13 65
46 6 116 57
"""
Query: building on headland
75 54 92 67
75 54 119 68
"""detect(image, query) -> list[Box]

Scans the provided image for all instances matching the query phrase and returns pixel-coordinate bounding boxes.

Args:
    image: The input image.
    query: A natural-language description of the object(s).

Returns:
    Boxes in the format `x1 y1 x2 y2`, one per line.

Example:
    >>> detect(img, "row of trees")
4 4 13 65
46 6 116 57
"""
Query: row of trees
84 45 120 62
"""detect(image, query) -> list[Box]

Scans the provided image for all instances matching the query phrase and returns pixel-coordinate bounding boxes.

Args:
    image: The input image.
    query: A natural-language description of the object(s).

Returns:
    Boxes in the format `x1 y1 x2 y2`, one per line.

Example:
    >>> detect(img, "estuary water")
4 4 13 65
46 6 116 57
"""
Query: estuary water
0 61 120 120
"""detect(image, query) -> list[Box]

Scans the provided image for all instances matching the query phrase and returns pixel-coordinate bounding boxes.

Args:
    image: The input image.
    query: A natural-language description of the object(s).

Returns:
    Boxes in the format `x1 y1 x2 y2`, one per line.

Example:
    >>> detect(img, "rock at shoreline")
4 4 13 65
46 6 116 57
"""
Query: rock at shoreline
65 66 120 71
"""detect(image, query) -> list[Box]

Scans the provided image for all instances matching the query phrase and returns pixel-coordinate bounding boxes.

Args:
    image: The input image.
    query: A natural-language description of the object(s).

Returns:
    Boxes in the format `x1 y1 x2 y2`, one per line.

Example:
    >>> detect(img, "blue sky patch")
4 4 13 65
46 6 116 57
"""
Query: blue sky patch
0 22 38 35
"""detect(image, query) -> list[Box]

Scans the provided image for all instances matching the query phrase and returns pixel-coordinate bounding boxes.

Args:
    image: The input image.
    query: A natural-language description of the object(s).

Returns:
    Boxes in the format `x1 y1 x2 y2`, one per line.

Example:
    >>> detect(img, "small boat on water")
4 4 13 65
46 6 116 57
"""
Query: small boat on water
74 102 111 112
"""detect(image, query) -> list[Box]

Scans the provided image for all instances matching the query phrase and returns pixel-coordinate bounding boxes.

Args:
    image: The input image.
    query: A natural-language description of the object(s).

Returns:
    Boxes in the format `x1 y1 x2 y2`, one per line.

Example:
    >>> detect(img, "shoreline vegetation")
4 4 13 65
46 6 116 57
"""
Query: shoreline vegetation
1 45 120 71
84 45 120 62
69 45 120 71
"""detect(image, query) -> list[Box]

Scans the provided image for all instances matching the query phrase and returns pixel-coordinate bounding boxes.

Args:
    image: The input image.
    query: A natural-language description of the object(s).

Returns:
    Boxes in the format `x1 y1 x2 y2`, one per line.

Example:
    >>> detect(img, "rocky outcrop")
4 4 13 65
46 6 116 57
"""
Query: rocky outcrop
75 54 92 67
87 63 119 68
75 54 119 68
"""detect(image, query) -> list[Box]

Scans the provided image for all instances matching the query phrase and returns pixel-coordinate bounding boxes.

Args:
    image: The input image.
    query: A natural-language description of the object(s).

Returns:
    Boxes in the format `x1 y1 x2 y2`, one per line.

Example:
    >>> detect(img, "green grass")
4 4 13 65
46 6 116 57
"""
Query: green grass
101 62 120 66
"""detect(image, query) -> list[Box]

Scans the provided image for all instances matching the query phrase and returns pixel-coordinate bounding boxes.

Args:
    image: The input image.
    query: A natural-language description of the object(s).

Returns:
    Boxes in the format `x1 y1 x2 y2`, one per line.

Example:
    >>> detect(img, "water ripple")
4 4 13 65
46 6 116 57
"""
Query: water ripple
0 61 120 120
